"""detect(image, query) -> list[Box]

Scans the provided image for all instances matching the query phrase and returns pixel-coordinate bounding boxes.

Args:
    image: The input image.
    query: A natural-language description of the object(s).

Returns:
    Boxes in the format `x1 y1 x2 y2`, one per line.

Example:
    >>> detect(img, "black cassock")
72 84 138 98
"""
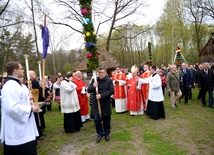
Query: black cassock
31 79 46 137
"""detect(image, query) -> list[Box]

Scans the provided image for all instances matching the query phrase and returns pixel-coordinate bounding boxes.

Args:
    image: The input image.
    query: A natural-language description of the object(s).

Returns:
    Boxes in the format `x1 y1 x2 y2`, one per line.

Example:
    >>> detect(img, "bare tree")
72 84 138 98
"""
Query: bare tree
185 0 206 53
0 0 10 16
24 0 41 59
49 0 82 34
49 0 147 52
104 0 146 51
0 0 27 28
110 24 152 67
196 0 214 19
48 27 74 75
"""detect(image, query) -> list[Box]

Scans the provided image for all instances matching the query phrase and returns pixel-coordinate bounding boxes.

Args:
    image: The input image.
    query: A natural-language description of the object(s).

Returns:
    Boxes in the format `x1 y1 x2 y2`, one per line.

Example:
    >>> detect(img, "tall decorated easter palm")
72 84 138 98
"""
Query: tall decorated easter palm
173 46 188 67
148 42 152 65
79 0 98 71
79 0 101 117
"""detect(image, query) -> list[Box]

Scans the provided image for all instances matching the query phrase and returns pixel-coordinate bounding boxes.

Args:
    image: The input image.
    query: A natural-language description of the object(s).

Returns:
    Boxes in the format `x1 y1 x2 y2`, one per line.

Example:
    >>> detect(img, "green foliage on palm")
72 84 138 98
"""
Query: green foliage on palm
79 0 98 71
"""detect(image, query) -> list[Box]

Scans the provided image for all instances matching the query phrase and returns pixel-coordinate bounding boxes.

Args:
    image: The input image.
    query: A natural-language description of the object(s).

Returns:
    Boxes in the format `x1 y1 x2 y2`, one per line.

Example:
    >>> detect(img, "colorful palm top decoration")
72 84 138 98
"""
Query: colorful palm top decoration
79 0 99 71
176 46 182 67
148 42 152 65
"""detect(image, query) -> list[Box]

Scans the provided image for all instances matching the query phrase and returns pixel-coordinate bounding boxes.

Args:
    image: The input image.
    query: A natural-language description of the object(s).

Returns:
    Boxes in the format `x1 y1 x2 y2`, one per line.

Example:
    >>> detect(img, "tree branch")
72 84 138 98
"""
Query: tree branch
0 0 10 16
0 21 26 28
52 21 83 34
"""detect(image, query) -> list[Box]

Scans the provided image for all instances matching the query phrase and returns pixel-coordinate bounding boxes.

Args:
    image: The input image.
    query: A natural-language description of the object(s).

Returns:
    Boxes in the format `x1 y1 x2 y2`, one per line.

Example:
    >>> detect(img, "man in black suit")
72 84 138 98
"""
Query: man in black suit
198 62 214 108
138 62 144 75
195 64 203 100
188 65 195 100
87 67 114 143
181 63 192 104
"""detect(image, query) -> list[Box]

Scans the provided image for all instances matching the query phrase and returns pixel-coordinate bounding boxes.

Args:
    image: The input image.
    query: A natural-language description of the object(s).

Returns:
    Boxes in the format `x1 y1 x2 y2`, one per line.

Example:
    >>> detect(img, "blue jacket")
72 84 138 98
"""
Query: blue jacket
181 68 192 88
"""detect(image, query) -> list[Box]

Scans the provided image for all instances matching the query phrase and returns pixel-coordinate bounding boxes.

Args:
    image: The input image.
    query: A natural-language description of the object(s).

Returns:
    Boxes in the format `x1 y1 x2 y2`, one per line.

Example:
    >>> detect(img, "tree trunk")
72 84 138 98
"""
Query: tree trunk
30 0 40 60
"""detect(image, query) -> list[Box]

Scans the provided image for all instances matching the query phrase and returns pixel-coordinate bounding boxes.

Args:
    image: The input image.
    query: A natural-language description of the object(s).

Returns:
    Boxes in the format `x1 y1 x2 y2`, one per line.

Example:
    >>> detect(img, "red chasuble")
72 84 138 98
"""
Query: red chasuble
126 77 144 111
112 72 127 99
73 78 89 116
139 71 151 110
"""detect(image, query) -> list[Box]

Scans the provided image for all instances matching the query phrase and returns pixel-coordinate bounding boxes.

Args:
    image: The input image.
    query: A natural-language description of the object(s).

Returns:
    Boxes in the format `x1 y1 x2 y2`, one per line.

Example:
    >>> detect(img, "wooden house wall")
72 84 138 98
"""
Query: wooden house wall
199 38 214 63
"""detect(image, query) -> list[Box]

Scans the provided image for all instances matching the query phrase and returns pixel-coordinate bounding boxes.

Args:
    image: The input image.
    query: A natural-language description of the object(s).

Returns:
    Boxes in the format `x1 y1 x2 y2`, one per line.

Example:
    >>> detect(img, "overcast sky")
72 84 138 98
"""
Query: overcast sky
39 0 167 52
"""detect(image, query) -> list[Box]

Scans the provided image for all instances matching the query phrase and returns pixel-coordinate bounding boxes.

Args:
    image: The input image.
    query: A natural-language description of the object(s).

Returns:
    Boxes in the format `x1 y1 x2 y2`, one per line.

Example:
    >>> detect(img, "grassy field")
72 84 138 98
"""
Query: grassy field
0 88 214 155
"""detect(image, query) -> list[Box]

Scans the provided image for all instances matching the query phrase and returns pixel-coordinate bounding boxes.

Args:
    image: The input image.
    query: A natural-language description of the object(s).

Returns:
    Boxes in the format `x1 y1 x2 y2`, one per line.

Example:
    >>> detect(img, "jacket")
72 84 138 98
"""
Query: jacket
87 76 114 117
166 71 181 92
198 69 214 91
181 68 192 88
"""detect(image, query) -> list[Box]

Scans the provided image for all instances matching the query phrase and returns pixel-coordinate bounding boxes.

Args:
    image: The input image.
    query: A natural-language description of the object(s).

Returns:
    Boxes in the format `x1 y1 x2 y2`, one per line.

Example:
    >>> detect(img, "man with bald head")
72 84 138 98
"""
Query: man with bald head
29 70 46 139
73 71 89 122
166 65 182 110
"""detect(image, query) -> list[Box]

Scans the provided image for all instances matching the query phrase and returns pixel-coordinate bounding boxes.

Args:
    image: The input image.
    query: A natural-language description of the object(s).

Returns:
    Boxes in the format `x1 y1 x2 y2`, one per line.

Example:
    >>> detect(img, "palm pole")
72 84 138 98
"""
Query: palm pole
148 42 152 65
79 0 101 117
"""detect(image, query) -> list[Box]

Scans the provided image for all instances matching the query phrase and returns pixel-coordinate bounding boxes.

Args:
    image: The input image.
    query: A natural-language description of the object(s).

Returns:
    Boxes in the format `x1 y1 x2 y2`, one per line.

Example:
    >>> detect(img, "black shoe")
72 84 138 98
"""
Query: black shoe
202 104 206 107
209 105 214 108
96 135 102 143
36 136 44 141
105 135 110 142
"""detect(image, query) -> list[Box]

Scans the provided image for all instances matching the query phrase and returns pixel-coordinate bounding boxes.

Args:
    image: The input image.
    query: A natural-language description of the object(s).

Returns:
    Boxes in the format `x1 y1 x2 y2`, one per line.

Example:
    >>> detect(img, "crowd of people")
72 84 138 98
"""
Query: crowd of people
0 60 213 154
106 61 214 117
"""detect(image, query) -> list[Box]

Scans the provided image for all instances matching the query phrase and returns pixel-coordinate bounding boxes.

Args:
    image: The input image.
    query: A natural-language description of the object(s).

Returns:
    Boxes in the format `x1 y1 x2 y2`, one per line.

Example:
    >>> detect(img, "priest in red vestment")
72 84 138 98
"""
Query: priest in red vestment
112 67 128 113
73 71 89 122
139 64 151 111
127 65 145 115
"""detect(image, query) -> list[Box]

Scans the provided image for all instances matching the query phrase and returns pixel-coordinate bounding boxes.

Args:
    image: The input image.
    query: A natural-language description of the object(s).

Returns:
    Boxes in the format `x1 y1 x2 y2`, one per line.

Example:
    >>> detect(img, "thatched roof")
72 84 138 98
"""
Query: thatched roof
74 49 120 71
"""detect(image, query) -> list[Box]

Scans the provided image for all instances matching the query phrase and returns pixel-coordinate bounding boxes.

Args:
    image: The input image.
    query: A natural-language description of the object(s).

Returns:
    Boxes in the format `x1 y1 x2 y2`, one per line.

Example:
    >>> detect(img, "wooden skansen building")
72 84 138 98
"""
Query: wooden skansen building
74 49 120 85
199 33 214 62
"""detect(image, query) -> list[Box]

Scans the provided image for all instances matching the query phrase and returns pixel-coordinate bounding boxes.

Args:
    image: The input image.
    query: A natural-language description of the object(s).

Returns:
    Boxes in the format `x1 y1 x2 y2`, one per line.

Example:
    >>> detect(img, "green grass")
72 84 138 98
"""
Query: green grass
0 88 214 155
143 132 186 155
111 130 132 141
